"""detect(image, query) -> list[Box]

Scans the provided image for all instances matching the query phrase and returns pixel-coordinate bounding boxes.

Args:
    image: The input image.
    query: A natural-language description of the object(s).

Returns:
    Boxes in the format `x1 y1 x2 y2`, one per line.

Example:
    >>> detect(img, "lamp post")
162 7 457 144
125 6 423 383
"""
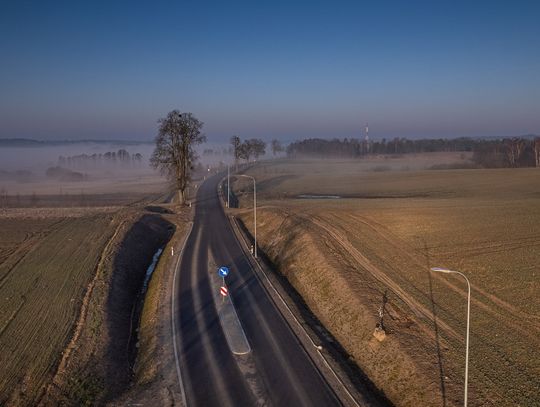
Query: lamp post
235 174 257 258
431 267 471 407
227 164 230 208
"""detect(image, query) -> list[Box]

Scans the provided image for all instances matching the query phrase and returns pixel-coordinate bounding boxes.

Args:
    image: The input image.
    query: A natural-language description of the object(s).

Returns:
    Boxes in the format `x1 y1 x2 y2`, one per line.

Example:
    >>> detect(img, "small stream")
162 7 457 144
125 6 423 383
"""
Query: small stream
140 247 163 296
128 246 164 369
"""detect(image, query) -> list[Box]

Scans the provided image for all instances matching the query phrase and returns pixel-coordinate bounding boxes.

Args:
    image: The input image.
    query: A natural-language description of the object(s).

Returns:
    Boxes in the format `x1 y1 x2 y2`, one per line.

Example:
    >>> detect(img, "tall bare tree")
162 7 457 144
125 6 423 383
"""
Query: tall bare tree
246 138 266 160
230 135 241 171
151 110 206 205
271 139 283 156
534 137 540 168
238 141 250 163
505 137 525 167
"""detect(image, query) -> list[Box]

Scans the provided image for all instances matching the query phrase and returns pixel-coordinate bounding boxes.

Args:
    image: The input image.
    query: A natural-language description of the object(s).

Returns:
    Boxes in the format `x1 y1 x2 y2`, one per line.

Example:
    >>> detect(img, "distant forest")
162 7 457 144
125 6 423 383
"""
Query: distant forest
58 149 143 169
286 137 540 168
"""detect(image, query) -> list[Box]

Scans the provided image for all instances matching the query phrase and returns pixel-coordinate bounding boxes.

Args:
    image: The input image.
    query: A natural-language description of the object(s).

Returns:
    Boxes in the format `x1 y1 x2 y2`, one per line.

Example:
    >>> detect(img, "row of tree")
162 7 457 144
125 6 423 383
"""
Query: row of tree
286 136 540 168
58 150 143 169
203 139 284 158
230 136 267 169
473 137 540 168
151 108 540 209
287 137 481 157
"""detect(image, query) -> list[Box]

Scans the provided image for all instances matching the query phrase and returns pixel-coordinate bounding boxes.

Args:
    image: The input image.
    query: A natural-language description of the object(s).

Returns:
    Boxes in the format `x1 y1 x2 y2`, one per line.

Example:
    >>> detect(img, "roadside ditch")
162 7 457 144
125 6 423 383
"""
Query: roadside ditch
39 209 176 406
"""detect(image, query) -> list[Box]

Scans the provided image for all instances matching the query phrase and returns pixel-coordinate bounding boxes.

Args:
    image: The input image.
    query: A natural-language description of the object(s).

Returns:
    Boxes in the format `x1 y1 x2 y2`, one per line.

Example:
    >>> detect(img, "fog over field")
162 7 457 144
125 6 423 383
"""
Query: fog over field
0 141 236 199
0 141 233 170
0 142 153 171
2 0 538 405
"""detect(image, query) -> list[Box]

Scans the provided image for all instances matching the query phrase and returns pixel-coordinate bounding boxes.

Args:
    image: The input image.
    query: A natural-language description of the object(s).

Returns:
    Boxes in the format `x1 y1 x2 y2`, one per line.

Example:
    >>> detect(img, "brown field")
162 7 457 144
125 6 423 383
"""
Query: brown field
0 210 119 405
0 167 169 208
0 168 181 405
233 155 540 407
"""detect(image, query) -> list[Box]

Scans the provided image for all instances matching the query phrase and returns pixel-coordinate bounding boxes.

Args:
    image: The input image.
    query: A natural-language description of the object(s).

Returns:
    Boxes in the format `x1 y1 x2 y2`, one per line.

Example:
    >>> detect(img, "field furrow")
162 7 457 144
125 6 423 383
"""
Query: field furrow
0 214 117 405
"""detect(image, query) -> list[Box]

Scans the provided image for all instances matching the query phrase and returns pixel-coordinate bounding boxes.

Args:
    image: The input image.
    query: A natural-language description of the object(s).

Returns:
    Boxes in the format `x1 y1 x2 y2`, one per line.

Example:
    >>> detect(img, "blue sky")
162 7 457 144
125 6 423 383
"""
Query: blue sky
1 0 539 142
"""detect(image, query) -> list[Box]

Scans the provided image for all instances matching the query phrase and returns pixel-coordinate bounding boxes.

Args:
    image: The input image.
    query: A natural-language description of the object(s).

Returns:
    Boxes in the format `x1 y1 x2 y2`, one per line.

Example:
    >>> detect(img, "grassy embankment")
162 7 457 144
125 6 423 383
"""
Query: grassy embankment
132 210 190 391
232 155 540 407
0 191 180 406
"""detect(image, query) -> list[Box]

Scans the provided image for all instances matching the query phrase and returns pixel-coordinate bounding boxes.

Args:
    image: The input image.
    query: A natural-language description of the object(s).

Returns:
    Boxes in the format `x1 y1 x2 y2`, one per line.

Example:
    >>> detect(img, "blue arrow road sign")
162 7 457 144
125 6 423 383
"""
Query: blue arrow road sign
218 266 229 277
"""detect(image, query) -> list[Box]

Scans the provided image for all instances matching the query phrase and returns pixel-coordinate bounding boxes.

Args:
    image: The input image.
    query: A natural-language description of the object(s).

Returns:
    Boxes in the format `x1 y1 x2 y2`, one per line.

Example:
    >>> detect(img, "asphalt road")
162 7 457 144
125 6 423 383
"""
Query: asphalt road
172 172 341 406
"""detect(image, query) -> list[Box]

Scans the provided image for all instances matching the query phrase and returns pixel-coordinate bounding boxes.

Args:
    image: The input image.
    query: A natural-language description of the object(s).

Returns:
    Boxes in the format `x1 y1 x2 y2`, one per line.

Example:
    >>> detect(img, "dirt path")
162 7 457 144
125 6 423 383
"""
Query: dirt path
342 213 540 337
297 212 462 341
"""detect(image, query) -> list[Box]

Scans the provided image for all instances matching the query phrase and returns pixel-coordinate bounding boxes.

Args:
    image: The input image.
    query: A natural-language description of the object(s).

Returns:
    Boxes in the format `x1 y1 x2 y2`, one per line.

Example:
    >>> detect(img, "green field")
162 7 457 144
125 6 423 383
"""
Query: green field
234 156 540 407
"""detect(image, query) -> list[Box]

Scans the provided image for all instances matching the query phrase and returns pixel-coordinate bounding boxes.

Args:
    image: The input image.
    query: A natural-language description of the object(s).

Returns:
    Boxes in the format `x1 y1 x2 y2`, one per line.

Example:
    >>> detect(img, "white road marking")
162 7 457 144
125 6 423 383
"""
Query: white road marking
171 221 193 407
191 229 235 406
229 215 361 407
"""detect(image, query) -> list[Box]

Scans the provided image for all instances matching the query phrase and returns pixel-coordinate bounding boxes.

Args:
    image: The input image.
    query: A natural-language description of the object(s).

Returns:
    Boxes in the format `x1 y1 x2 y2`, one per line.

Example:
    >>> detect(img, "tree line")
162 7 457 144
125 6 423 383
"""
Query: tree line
473 138 540 168
204 138 283 160
286 136 540 168
230 136 268 169
58 149 143 169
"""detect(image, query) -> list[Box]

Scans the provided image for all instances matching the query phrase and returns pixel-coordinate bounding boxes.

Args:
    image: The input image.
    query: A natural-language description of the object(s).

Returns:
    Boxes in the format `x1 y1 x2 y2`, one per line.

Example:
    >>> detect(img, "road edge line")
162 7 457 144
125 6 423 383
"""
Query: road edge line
219 173 361 406
219 169 362 407
229 215 361 407
171 221 194 407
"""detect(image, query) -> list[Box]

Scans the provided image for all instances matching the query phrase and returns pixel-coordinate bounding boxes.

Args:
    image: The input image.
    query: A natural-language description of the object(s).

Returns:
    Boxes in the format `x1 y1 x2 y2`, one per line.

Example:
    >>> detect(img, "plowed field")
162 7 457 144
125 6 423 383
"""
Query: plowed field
0 211 118 405
233 157 540 407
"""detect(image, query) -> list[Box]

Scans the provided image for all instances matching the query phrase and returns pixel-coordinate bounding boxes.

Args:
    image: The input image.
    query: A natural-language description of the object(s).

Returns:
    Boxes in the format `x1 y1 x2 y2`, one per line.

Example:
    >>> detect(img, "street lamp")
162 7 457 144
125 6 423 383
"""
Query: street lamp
235 174 257 258
431 267 471 407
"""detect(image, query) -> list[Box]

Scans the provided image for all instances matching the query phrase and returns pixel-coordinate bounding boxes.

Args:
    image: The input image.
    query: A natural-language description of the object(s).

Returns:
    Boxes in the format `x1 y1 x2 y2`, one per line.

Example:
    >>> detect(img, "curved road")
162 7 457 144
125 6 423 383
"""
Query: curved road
172 172 341 406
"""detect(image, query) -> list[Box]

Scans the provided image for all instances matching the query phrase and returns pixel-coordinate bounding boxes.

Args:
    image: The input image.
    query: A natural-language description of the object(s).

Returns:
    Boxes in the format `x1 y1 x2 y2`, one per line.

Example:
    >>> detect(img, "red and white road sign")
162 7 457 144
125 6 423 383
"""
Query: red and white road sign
220 286 228 297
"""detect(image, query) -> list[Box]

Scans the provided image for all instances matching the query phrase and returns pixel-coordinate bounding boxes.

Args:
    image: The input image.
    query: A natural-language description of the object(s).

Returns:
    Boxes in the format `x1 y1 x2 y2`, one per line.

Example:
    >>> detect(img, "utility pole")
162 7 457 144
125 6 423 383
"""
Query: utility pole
227 164 230 208
254 179 257 258
431 267 471 407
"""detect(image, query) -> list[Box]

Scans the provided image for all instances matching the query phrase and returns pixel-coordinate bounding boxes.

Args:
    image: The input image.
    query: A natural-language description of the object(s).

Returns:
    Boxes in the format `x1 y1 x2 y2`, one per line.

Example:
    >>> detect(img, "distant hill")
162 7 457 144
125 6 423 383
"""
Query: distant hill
0 138 45 146
0 138 152 147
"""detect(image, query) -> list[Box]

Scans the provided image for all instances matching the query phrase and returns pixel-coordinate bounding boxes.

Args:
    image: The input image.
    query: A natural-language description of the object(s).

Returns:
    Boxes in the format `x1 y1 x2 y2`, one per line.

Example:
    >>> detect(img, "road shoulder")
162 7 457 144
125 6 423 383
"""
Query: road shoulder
110 208 192 406
226 212 391 407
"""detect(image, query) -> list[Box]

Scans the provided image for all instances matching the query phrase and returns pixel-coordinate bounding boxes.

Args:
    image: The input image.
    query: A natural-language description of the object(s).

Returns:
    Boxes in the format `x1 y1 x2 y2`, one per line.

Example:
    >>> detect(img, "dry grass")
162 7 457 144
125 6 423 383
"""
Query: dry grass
233 157 540 407
135 211 189 385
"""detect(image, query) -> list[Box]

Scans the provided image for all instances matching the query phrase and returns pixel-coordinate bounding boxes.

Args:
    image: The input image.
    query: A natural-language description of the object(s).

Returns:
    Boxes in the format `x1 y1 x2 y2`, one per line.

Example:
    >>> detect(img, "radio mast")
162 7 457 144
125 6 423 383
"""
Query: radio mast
364 123 370 153
365 123 369 142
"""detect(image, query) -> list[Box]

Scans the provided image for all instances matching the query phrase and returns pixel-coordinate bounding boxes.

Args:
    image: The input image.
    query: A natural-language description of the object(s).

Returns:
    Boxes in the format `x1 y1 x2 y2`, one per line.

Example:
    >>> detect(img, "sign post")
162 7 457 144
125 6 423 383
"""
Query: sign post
218 266 230 303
